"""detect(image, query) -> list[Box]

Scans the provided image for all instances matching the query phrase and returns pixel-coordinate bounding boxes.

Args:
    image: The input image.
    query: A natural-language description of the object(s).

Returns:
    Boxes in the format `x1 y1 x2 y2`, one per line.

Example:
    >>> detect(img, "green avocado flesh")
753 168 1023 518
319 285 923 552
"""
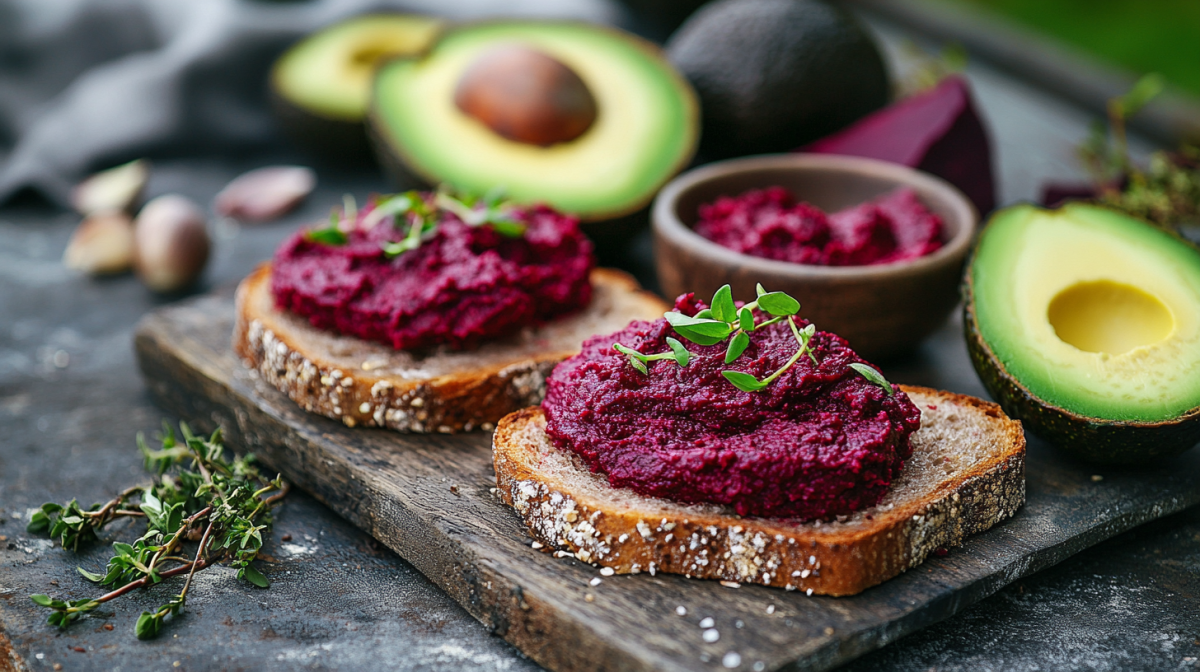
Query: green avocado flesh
972 203 1200 422
370 22 698 219
273 15 441 121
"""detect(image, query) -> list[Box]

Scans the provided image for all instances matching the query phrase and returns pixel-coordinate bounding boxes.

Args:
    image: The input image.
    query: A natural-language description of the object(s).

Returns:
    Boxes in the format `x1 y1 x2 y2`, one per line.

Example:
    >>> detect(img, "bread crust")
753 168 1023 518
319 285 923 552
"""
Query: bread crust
234 264 667 433
493 386 1025 596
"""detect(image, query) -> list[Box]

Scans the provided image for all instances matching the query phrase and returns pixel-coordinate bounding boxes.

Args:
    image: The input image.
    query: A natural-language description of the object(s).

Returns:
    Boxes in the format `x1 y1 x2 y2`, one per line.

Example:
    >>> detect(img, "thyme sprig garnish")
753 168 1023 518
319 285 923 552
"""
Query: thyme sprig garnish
721 317 816 393
303 186 528 255
1078 73 1200 227
613 284 820 392
378 187 527 258
27 422 287 640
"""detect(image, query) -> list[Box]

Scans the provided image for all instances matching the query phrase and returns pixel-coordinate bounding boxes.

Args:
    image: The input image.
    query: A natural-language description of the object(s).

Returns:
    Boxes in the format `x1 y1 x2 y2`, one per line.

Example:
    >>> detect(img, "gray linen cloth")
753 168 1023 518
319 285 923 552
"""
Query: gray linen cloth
0 0 628 206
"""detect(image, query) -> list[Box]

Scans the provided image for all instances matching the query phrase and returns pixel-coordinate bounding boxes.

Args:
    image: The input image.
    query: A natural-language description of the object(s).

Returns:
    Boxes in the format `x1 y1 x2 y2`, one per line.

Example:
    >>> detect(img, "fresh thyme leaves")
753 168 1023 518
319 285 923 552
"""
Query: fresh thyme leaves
305 186 528 255
27 422 287 640
434 187 528 238
849 362 894 396
614 284 817 391
378 187 526 259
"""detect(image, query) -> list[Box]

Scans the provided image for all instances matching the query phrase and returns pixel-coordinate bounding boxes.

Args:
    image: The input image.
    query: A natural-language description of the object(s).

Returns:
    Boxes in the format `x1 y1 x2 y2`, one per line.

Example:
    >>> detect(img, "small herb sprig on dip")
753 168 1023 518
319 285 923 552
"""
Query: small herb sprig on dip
612 284 809 392
26 423 287 640
1077 73 1200 228
615 284 897 394
379 187 526 258
304 186 527 256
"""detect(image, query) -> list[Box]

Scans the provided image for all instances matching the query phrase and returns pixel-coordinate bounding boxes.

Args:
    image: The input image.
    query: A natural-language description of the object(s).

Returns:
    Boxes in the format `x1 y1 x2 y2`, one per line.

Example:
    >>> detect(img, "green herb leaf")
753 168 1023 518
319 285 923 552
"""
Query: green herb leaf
849 363 894 396
722 370 767 392
757 291 801 316
738 307 754 332
665 337 691 367
1116 73 1165 119
305 225 346 246
487 215 527 238
135 612 159 640
710 285 737 323
30 594 53 607
664 312 733 345
628 356 649 374
725 331 750 364
756 283 767 298
26 510 49 534
240 564 269 588
77 567 105 582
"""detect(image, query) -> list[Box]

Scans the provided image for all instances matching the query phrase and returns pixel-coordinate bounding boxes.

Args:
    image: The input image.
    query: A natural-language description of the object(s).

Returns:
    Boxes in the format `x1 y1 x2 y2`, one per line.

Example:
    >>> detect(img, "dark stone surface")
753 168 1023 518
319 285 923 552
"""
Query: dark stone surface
0 15 1197 672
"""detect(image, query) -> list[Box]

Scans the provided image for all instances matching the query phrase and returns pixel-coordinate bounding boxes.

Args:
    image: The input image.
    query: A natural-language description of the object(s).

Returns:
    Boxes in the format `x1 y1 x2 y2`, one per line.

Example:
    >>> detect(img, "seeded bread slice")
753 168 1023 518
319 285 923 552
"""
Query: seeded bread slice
233 264 667 433
493 386 1025 596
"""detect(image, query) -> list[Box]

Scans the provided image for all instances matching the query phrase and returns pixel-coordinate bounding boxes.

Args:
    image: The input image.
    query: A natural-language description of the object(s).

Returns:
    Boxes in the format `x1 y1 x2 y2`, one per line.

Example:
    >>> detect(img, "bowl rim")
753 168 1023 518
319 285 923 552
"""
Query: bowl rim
652 153 979 281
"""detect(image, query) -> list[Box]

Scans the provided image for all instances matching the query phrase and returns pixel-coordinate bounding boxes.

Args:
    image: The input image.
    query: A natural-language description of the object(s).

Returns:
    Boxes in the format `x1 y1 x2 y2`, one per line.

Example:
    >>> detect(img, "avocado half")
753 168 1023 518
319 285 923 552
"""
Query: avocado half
964 203 1200 464
271 14 442 165
368 21 699 226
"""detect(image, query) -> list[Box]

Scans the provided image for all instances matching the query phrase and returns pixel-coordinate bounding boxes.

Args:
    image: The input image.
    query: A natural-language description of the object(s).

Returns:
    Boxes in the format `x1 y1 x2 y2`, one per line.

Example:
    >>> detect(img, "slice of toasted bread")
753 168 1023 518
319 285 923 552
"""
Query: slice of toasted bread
234 264 667 433
493 386 1025 596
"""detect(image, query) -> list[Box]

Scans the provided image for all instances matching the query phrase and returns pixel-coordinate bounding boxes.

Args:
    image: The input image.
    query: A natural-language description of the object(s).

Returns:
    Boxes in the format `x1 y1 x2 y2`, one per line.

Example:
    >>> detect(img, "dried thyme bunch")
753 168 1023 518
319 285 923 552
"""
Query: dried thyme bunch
1080 73 1200 228
26 423 287 639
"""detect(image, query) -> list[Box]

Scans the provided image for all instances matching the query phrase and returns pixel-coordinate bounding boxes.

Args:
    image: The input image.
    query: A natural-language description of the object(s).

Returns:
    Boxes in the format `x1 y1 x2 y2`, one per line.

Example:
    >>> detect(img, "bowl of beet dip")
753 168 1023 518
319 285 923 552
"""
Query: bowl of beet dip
653 154 976 360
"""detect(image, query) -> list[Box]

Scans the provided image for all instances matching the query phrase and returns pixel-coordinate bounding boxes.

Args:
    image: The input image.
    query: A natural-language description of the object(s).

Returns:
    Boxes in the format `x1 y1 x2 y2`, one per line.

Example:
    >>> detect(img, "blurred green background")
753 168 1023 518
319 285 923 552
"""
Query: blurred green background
950 0 1200 97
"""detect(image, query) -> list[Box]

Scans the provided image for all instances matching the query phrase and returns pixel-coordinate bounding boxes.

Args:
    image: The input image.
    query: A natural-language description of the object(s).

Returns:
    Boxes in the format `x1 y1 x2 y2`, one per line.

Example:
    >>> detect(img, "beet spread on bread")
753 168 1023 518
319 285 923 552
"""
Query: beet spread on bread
271 190 594 351
234 189 667 433
542 292 922 520
495 284 1025 594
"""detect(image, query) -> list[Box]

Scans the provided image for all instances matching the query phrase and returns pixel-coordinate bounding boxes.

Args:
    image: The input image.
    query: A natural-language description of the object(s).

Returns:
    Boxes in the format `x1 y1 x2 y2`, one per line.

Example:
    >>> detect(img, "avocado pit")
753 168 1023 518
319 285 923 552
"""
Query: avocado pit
1047 280 1174 355
453 45 598 146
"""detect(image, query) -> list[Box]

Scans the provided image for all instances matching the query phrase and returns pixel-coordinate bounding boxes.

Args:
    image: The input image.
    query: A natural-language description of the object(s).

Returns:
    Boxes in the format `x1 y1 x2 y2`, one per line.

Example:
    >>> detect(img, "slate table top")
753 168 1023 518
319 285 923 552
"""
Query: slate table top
2 13 1199 672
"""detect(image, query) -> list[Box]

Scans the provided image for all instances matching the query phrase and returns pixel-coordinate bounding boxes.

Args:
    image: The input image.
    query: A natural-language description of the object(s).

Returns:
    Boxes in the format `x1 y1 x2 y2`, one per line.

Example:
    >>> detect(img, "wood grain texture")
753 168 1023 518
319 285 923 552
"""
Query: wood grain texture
134 294 1200 672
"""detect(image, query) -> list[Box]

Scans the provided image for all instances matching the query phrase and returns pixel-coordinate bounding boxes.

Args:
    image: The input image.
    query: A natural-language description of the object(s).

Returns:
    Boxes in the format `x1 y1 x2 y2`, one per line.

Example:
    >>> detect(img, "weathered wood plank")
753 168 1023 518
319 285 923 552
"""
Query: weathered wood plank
134 294 1200 672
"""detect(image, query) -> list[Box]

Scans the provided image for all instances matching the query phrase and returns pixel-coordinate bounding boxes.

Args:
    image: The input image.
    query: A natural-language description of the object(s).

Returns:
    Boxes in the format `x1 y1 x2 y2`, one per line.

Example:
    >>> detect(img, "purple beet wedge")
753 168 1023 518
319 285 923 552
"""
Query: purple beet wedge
803 75 995 215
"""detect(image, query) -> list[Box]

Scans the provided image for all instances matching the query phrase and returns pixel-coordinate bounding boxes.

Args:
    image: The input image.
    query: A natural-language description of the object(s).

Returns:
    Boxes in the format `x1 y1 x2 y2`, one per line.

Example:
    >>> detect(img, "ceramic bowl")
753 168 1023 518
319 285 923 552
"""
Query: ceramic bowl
652 154 978 361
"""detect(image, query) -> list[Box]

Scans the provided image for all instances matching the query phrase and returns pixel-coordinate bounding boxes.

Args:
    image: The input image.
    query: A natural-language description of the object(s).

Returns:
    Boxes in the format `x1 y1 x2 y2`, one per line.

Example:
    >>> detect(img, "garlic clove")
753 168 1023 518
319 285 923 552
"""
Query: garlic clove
214 166 316 222
71 159 149 215
133 194 211 293
63 211 136 275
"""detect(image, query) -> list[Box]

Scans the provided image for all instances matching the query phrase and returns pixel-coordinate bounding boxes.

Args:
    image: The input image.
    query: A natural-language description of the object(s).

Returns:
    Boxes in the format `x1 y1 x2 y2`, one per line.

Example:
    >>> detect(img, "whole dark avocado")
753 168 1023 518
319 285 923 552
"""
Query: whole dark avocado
666 0 889 159
965 203 1200 464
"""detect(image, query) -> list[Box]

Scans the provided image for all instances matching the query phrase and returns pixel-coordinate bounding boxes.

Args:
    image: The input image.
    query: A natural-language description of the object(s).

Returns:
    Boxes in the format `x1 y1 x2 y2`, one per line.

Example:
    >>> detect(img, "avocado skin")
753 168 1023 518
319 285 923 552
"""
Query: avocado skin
666 0 888 159
962 253 1200 465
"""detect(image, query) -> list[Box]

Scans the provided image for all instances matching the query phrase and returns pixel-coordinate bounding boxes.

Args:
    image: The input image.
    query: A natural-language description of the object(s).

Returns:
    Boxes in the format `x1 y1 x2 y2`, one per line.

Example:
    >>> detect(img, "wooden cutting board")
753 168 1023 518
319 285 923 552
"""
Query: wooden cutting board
133 293 1200 672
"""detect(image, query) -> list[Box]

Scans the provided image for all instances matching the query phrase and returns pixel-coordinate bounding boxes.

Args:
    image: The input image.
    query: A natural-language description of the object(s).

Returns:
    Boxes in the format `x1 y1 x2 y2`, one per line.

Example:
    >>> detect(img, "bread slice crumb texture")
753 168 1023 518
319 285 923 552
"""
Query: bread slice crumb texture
494 386 1025 596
